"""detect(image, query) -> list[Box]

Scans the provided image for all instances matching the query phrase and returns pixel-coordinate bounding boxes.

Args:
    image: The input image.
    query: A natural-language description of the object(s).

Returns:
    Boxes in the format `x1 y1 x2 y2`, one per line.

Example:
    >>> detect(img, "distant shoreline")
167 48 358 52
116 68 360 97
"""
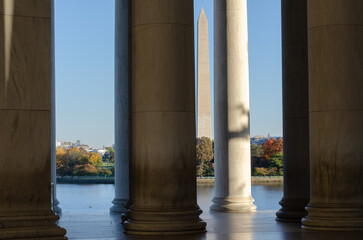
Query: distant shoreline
56 176 283 185
197 176 283 185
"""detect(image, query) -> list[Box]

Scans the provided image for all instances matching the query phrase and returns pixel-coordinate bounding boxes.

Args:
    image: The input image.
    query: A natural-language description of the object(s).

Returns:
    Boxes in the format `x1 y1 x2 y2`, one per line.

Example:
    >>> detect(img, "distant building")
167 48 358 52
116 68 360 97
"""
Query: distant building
78 144 90 150
254 135 265 139
250 135 282 146
56 141 72 148
56 140 89 150
87 148 106 157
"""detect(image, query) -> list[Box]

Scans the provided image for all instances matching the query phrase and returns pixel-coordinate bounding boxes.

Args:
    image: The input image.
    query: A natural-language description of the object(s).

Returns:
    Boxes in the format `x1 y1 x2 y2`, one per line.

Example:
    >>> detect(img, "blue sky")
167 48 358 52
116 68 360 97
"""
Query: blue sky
55 0 282 148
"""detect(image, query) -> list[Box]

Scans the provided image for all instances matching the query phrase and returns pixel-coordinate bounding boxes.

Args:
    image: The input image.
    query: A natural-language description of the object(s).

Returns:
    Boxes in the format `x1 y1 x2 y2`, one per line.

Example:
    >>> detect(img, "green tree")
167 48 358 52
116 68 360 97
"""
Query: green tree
268 152 283 168
104 146 115 164
99 168 112 176
253 152 283 176
268 152 283 176
196 137 214 177
251 144 264 157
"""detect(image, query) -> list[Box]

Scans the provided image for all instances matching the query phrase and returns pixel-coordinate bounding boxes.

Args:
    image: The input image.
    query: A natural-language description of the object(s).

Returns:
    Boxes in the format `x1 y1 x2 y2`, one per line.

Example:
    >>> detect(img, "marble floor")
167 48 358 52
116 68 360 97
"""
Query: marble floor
58 210 362 240
56 184 362 239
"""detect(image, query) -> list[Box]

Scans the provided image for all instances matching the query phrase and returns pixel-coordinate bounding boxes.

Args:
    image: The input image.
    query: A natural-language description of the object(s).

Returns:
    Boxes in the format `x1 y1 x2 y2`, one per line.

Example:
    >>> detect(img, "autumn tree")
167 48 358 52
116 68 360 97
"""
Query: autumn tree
88 152 103 167
261 138 283 161
196 137 214 177
73 164 99 176
56 148 66 169
56 148 104 176
60 148 86 167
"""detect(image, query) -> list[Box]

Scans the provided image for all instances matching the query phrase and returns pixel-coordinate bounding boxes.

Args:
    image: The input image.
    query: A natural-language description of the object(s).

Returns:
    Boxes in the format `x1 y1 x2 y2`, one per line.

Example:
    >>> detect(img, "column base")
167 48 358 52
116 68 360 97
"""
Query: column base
0 210 67 239
53 198 62 214
110 198 130 213
210 196 256 212
302 204 363 231
123 206 206 235
276 198 309 222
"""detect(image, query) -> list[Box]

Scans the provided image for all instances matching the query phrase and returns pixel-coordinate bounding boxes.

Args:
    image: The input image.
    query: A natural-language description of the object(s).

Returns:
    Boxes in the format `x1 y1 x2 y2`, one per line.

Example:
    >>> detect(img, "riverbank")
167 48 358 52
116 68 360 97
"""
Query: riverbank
57 176 114 184
197 176 283 185
57 176 283 185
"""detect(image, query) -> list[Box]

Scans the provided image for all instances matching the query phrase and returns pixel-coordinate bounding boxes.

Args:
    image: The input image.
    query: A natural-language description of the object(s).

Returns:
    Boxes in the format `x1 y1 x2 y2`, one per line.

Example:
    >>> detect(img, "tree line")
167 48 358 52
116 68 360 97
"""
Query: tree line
196 137 283 177
57 138 283 177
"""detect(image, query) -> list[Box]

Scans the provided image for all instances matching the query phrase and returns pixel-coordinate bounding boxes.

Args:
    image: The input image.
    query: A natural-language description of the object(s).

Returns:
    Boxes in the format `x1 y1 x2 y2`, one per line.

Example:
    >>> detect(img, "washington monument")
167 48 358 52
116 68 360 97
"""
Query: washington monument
197 8 212 139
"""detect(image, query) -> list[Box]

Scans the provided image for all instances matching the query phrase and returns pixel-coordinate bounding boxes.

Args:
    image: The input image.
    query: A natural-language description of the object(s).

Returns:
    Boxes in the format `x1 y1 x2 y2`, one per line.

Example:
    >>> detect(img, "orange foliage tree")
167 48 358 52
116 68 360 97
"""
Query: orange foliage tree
56 147 103 176
88 152 103 167
73 164 99 176
56 148 66 169
261 138 283 161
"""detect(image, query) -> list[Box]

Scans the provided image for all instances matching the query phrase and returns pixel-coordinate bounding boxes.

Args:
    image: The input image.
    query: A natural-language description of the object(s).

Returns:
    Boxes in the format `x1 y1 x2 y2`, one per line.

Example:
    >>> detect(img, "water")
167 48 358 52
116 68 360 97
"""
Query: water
57 183 283 214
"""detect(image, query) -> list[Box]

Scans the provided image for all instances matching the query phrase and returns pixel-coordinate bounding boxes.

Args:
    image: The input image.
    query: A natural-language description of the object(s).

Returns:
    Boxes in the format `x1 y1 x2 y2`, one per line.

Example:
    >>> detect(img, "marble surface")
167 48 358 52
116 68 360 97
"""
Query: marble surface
277 0 310 222
126 0 205 234
0 0 51 212
132 0 193 26
0 1 66 238
51 0 61 214
197 8 212 139
0 0 50 18
0 110 51 211
58 209 363 240
56 184 361 238
132 26 194 112
212 0 255 212
303 0 363 230
0 14 51 110
111 0 131 213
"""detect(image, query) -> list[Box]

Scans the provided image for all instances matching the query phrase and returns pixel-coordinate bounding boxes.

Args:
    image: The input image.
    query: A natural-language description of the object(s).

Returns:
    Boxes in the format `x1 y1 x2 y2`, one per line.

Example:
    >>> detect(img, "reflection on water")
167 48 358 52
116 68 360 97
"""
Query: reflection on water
57 183 283 214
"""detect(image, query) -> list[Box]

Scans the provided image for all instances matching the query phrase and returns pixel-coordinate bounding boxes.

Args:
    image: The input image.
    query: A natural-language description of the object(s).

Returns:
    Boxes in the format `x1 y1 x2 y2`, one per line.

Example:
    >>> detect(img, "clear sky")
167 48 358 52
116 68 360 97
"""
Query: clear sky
55 0 282 148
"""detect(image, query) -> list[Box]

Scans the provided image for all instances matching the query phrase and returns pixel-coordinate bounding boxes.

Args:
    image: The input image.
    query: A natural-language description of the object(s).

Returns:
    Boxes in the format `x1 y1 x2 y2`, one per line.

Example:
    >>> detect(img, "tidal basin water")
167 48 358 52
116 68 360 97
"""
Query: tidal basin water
57 183 283 214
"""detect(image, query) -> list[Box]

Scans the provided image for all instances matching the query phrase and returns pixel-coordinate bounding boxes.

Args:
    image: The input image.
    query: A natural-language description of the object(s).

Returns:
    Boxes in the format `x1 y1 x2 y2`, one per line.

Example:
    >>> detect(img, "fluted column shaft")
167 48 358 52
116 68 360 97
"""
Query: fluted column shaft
0 0 66 238
210 0 256 212
123 0 206 235
302 0 363 230
276 0 310 222
51 0 61 214
110 0 131 214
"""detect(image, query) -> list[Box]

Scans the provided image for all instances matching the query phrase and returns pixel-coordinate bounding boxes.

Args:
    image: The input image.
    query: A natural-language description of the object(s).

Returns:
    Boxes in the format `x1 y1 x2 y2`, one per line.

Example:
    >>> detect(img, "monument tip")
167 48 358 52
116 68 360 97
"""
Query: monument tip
199 7 207 19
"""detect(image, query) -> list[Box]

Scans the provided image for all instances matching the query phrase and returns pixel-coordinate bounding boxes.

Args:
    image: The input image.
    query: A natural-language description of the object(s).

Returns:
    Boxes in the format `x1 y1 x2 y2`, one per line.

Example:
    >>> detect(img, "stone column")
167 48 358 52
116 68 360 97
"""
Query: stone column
51 0 61 214
0 0 66 238
123 0 206 235
110 0 131 214
210 0 256 212
275 0 310 222
302 0 363 230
